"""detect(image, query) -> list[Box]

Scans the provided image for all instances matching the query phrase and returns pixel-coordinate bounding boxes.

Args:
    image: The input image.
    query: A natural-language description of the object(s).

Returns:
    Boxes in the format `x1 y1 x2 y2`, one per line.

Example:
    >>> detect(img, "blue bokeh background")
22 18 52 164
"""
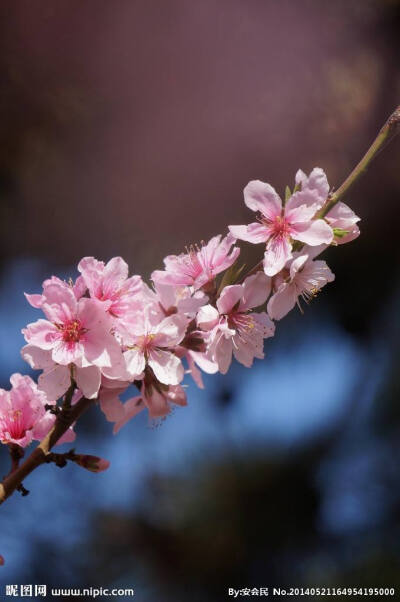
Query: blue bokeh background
0 2 400 600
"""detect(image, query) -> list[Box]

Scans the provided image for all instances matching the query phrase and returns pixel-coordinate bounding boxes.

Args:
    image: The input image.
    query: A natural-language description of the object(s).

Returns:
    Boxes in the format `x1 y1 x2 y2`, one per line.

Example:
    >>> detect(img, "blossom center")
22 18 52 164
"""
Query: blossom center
59 319 86 343
181 246 203 279
271 215 291 238
136 333 156 354
1 409 30 441
228 312 255 334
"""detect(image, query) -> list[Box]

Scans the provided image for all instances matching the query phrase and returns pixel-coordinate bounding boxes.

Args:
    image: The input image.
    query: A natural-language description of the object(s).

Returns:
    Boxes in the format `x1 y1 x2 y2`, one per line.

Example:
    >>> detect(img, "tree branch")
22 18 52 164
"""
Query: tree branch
318 104 400 218
0 396 95 505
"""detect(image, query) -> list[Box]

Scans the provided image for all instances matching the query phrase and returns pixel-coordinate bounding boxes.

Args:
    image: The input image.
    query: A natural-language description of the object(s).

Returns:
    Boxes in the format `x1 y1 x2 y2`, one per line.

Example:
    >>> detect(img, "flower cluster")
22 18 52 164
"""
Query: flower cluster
0 374 75 447
1 168 359 449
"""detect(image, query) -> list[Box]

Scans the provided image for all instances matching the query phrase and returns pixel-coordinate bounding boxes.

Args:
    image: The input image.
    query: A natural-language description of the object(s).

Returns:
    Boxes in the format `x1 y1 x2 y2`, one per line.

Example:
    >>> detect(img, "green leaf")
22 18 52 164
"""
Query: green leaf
333 227 349 239
232 263 247 283
285 185 291 202
217 262 247 296
217 264 236 295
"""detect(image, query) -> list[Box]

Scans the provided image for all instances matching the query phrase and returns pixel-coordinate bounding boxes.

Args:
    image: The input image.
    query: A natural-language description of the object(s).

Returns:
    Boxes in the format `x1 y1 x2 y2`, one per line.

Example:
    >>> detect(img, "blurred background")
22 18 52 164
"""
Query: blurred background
0 0 400 600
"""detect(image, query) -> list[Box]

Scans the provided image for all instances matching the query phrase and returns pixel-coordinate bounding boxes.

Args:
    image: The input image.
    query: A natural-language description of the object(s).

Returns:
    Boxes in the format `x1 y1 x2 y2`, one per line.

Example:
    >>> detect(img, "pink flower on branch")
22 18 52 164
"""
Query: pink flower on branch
197 272 275 374
99 375 187 426
77 256 143 318
152 233 240 290
267 253 335 320
122 309 187 385
25 275 86 309
0 374 74 448
325 202 360 245
151 282 208 320
140 382 187 419
99 382 145 433
22 281 124 371
229 168 333 276
21 346 103 400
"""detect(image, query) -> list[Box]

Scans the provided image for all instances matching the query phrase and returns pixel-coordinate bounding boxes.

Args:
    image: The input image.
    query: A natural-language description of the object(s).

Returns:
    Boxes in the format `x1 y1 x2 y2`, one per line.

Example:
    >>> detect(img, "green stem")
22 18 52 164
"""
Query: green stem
318 105 400 218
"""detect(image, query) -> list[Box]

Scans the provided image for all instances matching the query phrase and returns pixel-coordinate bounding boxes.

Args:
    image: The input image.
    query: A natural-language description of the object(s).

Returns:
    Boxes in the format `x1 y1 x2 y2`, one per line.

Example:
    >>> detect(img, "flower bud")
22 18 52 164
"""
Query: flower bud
73 454 110 473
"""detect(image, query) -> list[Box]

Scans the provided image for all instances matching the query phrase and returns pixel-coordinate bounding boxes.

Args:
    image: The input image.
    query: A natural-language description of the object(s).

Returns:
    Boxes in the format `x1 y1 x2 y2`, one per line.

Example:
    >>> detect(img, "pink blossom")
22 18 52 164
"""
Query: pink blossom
122 309 187 385
99 377 144 433
151 282 208 319
21 345 102 400
99 376 186 425
267 253 335 320
293 167 330 208
197 272 275 374
141 382 187 418
77 256 143 318
22 281 124 373
325 202 360 244
173 345 218 389
185 349 219 388
0 374 74 448
151 234 240 290
229 168 333 276
104 395 145 433
25 275 85 309
144 284 211 388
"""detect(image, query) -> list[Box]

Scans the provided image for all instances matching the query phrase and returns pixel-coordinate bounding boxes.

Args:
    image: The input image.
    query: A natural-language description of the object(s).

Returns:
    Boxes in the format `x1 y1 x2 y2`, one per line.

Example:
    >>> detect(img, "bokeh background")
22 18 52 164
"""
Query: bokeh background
0 1 400 600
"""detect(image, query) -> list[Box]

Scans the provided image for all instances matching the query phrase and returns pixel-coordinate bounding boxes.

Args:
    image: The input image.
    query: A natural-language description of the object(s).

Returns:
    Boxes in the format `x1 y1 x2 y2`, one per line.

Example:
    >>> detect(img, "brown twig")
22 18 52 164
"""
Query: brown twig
0 395 95 505
318 104 400 218
6 444 24 476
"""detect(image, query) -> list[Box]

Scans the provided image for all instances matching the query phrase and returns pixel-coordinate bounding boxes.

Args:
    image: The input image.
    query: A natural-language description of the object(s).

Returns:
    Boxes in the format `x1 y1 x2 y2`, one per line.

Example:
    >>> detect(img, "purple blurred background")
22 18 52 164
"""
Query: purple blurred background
0 1 400 600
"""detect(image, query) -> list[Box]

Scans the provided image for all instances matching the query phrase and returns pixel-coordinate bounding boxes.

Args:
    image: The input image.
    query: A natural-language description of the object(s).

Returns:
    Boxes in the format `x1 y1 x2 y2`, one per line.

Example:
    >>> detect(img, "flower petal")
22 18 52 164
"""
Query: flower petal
142 386 170 418
240 272 271 311
167 385 187 407
99 390 125 423
214 334 233 374
292 219 333 246
289 255 309 281
113 396 145 433
196 304 220 330
75 365 101 399
38 365 71 400
216 285 243 315
124 348 146 378
244 180 282 219
102 257 129 297
52 341 84 365
148 349 184 385
267 283 298 320
21 345 54 370
295 167 329 205
263 236 292 276
22 319 59 350
154 314 187 347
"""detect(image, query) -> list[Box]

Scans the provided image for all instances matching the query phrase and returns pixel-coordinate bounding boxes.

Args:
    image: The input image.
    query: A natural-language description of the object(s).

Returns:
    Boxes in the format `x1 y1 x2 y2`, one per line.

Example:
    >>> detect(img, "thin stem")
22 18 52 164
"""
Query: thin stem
62 376 76 410
0 396 95 505
318 105 400 218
